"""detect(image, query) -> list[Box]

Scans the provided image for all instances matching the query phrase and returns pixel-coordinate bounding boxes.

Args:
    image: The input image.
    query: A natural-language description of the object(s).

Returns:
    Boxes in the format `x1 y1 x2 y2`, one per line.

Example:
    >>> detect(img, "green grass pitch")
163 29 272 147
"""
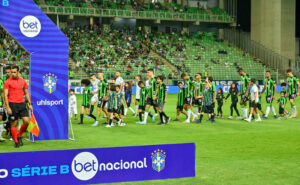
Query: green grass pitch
1 93 300 185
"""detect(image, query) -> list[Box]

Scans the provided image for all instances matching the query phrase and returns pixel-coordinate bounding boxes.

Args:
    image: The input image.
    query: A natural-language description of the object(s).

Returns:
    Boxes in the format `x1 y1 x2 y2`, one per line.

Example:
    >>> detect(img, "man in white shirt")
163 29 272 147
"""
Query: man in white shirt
245 78 262 122
90 74 100 117
135 74 141 116
115 71 124 94
69 89 78 120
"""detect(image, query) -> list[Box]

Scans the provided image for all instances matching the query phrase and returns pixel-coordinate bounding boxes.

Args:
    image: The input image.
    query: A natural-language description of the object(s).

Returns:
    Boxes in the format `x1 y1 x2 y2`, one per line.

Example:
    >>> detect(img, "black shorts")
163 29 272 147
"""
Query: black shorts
279 107 285 114
266 96 273 104
289 93 297 100
114 105 124 114
97 100 107 108
202 104 214 114
0 107 4 116
184 97 193 105
136 99 140 102
194 98 203 107
139 105 145 111
250 101 257 108
257 103 262 110
241 94 248 102
177 106 184 111
9 103 29 121
126 101 131 107
82 103 90 108
108 109 114 113
146 98 157 107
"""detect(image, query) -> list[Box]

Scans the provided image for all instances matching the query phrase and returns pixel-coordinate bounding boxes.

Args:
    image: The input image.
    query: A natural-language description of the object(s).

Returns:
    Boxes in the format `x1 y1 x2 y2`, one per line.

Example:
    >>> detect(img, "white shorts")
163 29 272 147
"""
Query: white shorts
69 105 77 117
91 94 98 103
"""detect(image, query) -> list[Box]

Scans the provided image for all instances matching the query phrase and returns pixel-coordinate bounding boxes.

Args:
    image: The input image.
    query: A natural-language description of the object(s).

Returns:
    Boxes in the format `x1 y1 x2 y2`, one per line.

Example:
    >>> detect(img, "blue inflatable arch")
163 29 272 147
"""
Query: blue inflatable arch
0 0 69 140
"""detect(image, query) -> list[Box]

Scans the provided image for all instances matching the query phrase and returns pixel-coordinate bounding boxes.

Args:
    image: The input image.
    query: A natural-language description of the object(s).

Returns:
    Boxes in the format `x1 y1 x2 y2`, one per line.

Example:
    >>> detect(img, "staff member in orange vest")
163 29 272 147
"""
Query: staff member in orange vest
4 65 33 148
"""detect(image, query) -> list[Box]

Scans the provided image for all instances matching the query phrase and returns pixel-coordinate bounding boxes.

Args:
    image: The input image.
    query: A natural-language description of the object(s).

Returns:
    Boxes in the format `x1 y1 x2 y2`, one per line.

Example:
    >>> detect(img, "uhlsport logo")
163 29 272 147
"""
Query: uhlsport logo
43 73 57 94
72 152 99 181
151 149 166 172
19 15 41 38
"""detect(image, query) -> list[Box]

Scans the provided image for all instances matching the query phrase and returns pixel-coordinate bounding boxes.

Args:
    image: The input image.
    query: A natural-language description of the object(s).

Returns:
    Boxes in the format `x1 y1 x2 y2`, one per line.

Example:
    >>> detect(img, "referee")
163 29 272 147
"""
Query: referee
4 66 33 148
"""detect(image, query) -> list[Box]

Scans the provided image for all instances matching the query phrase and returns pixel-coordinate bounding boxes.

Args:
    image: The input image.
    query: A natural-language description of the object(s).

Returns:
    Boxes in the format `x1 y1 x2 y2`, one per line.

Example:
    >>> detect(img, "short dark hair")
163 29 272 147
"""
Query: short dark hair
286 69 292 73
11 65 19 71
138 81 144 86
281 82 286 86
136 74 141 79
178 81 183 85
208 76 213 82
266 70 271 73
251 78 256 83
70 89 75 92
115 85 121 89
147 68 154 72
280 91 285 94
196 73 202 76
81 79 91 86
238 68 244 72
157 75 164 81
97 71 103 74
110 84 116 91
181 73 187 79
90 73 96 77
5 66 11 70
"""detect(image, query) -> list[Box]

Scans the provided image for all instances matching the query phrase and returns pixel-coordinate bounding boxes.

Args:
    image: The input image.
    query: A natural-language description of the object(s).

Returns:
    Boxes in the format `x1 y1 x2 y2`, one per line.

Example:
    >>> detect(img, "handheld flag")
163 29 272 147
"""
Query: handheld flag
27 113 40 137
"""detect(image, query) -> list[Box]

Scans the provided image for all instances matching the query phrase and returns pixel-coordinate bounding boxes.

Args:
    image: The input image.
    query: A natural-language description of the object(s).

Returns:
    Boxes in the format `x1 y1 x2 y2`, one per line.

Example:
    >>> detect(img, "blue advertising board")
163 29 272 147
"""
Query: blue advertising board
71 85 285 94
0 0 69 140
0 143 195 185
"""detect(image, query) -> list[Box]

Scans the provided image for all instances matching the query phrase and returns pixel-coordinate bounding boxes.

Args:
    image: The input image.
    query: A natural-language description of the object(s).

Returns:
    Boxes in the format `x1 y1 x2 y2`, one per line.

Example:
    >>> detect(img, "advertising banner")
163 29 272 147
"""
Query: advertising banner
0 143 196 185
0 0 69 140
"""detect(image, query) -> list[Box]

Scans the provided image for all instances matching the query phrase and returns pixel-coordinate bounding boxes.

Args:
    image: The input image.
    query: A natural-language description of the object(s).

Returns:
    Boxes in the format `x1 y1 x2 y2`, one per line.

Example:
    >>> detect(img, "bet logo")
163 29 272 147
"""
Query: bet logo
71 152 98 181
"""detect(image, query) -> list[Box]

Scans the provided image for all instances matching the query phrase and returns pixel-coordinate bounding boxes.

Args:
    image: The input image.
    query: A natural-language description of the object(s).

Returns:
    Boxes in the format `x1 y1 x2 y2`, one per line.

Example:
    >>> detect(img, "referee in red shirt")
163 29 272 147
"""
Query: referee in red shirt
4 66 33 148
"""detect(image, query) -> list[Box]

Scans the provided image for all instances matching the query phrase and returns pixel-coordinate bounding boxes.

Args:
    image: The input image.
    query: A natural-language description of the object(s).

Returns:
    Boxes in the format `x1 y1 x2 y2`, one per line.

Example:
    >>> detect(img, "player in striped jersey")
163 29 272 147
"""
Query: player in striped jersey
155 76 171 125
106 84 117 128
181 73 197 123
238 68 251 119
136 81 149 124
261 71 277 119
78 79 97 125
194 73 204 121
115 85 127 126
277 91 288 119
141 69 157 124
174 81 188 121
286 69 299 118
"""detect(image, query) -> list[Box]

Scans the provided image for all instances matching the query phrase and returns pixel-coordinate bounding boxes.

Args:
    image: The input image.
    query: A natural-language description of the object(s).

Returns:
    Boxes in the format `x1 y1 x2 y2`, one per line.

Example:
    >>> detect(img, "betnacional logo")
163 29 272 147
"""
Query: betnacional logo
151 149 166 172
72 152 99 181
19 15 41 38
43 73 57 94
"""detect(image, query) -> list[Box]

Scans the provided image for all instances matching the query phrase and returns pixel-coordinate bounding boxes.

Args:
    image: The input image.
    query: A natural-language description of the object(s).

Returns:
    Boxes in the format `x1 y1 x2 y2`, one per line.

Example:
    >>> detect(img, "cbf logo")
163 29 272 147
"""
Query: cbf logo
1 0 9 6
151 149 166 172
43 73 57 94
19 15 41 38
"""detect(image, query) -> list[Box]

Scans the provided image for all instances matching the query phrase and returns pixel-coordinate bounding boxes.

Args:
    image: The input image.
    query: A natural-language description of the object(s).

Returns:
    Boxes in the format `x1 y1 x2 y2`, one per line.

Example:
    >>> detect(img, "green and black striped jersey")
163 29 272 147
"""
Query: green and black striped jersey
204 88 214 106
240 74 250 95
116 92 123 107
107 91 117 110
287 76 298 95
194 80 204 96
139 87 148 106
82 86 92 106
148 78 157 98
177 88 184 106
157 83 167 103
184 78 194 98
264 78 275 96
98 79 108 99
278 97 287 107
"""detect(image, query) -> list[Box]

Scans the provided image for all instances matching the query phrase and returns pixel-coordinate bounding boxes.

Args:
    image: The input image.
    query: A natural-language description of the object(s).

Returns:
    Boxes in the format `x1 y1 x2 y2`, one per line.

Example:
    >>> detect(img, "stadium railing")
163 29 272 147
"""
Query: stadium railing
39 5 235 23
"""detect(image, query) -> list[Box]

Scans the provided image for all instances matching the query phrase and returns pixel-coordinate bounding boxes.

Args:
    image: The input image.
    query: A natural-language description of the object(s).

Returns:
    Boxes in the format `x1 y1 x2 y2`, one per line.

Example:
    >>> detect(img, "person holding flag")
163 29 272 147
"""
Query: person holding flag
4 66 33 148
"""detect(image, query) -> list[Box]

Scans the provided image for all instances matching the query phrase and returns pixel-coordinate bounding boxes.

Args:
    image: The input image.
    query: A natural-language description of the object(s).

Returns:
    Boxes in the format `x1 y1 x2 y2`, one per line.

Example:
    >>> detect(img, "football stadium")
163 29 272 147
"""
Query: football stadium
0 0 300 184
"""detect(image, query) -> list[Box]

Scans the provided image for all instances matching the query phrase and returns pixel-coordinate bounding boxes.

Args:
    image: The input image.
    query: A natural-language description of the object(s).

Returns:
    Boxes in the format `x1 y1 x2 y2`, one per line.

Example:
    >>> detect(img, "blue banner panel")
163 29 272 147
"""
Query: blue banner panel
0 143 195 185
0 0 69 140
71 85 284 94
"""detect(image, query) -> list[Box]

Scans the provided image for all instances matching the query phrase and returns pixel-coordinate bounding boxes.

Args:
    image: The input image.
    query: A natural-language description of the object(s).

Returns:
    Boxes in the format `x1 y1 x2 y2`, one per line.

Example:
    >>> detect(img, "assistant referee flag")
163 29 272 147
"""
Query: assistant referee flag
27 113 40 137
